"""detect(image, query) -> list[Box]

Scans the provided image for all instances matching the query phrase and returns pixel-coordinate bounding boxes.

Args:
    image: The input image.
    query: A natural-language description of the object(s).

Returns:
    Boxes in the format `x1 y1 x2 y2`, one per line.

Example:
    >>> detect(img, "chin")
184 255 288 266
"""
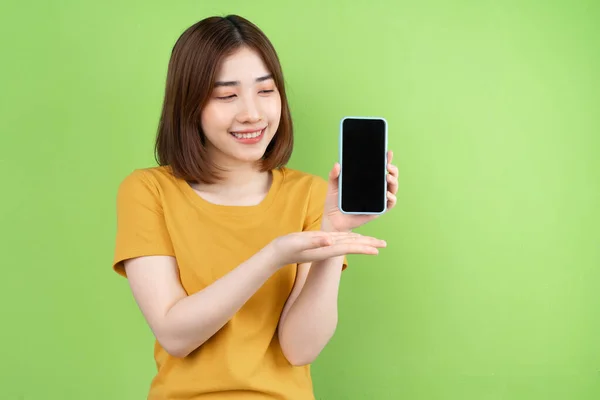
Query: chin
231 150 269 164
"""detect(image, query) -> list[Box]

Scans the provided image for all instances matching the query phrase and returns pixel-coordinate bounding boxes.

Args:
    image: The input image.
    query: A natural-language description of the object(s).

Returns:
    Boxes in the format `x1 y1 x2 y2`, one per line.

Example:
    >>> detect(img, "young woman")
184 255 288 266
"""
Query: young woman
113 14 399 400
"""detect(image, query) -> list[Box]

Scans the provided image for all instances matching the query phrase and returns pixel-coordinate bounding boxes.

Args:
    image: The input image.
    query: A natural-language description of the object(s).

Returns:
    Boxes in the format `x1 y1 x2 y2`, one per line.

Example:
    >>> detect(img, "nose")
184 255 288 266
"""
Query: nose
237 94 262 123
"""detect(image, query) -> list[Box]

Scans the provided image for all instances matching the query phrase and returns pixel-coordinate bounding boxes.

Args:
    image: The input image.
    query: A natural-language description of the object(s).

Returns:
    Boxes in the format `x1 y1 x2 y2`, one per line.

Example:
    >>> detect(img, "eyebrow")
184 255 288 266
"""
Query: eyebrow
214 74 273 87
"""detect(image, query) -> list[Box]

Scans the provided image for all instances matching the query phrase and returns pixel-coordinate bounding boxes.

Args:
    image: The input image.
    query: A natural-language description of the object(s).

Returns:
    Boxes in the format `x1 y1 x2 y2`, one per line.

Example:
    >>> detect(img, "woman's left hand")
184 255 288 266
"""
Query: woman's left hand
322 150 399 232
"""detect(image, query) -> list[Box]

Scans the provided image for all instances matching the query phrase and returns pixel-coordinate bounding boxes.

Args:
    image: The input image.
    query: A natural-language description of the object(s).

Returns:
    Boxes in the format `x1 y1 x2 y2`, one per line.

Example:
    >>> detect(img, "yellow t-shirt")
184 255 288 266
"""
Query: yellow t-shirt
112 165 346 400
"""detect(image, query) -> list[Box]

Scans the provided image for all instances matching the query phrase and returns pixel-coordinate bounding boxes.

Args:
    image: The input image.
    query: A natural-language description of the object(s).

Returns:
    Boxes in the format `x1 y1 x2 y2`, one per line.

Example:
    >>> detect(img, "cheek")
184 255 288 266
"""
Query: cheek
201 103 232 132
265 94 282 121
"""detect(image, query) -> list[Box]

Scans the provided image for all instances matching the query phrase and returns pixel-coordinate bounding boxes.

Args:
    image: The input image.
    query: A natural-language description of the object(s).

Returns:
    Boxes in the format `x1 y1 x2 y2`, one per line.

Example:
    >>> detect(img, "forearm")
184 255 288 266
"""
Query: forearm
160 248 279 357
278 254 344 365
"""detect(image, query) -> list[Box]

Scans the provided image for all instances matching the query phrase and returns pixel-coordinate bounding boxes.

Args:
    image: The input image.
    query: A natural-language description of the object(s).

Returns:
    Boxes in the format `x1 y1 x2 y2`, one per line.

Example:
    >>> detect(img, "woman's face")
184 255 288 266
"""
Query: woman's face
200 46 282 168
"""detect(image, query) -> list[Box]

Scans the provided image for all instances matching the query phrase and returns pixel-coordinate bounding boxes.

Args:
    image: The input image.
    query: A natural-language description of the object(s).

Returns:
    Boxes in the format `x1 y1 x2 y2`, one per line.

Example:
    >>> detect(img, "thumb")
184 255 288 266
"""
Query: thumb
328 162 341 190
293 231 333 251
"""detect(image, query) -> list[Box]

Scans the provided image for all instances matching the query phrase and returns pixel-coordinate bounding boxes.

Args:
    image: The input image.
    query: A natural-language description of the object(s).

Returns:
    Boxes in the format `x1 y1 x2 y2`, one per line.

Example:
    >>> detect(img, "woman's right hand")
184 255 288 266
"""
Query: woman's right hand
266 231 387 267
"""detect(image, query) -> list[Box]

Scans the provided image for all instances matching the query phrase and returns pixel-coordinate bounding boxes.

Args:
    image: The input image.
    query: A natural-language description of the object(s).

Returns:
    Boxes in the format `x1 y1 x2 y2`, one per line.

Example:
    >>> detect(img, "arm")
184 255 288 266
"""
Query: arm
277 154 399 365
124 247 279 358
115 171 381 360
123 230 371 359
116 171 282 358
277 220 345 366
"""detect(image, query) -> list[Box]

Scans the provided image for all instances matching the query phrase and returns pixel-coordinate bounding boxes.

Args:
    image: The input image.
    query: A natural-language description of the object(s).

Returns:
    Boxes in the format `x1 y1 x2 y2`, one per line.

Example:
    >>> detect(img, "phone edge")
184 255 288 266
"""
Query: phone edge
338 116 388 216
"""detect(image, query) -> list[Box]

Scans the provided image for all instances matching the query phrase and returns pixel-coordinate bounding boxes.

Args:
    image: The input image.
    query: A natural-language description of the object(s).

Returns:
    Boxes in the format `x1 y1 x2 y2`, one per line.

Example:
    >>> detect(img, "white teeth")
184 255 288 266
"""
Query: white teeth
231 129 263 139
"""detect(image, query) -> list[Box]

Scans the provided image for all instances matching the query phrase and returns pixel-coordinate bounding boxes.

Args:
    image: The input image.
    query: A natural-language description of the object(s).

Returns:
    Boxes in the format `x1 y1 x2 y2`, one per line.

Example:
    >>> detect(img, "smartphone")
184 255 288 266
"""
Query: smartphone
338 116 388 215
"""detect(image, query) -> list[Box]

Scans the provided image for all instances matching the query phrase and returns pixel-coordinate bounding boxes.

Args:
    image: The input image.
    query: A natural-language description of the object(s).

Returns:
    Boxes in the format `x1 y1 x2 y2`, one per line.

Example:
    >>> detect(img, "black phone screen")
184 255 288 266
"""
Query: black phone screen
340 117 387 214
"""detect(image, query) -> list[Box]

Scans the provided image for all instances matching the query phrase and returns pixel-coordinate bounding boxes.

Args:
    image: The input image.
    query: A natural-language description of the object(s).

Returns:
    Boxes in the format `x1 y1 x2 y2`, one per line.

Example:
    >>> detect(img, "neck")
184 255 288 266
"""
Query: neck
192 160 271 196
216 163 267 190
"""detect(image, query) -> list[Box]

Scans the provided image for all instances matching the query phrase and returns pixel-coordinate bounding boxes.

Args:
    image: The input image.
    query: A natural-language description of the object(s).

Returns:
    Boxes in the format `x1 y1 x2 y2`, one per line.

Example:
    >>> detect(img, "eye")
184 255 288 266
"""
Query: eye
259 90 274 95
216 94 236 100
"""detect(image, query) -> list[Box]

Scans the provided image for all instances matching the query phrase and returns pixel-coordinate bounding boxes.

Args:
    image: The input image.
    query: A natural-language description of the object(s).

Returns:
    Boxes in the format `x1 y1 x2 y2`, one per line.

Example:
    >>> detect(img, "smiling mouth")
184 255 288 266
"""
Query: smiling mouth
230 127 267 141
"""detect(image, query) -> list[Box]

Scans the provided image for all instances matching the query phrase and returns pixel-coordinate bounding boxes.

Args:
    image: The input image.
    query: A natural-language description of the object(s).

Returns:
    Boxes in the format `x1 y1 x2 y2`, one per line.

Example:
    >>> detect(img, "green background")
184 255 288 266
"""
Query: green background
1 0 599 398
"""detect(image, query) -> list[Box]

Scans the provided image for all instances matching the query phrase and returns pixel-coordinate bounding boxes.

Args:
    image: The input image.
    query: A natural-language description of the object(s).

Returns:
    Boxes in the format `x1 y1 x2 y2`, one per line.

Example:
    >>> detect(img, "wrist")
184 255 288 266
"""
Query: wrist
258 242 284 273
320 216 350 233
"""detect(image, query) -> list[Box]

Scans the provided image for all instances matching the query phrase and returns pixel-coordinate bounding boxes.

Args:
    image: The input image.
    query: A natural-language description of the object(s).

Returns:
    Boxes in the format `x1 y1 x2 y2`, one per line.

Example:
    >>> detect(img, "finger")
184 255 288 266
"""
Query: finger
329 162 341 191
387 150 394 165
299 231 359 250
288 231 331 251
387 163 398 178
331 235 387 248
313 235 333 247
330 244 381 256
299 231 377 251
387 173 398 195
326 232 369 244
308 244 379 258
387 192 397 210
300 231 356 240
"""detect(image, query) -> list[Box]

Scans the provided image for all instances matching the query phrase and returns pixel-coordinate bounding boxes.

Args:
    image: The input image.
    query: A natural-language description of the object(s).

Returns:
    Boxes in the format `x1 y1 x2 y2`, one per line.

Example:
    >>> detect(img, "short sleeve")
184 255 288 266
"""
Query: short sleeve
303 176 348 270
112 169 175 277
303 176 328 232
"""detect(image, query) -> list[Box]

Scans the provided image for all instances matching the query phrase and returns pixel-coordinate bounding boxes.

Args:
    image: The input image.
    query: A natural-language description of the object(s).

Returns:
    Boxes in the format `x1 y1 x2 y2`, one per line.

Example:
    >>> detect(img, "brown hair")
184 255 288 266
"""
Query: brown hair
154 15 293 184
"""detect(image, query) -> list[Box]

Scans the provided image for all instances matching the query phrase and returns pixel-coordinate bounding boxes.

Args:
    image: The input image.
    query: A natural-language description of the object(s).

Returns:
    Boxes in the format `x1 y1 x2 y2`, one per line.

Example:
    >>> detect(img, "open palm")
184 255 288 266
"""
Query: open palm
323 150 399 232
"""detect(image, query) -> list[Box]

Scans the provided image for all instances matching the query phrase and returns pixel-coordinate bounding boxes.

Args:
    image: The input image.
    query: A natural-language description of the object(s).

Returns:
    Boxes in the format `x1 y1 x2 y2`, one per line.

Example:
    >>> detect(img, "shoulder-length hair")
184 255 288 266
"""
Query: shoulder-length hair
155 15 293 184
